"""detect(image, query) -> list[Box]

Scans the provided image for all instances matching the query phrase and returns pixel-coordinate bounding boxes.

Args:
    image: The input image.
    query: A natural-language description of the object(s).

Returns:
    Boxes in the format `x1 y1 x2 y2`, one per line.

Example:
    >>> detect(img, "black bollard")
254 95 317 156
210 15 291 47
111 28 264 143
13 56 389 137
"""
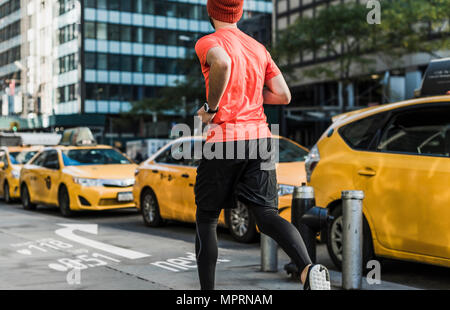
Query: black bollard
284 184 332 279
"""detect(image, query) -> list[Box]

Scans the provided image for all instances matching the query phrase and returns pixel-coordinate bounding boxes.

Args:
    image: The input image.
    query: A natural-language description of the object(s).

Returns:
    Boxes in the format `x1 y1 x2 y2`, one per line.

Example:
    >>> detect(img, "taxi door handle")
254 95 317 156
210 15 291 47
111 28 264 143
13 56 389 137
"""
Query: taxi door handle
181 174 189 178
358 168 376 177
152 170 159 174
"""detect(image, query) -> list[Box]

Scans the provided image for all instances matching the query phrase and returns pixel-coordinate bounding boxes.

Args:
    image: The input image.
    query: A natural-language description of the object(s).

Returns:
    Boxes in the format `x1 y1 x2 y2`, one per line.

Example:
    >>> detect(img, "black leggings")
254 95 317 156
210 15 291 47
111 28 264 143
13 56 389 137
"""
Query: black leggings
195 205 312 290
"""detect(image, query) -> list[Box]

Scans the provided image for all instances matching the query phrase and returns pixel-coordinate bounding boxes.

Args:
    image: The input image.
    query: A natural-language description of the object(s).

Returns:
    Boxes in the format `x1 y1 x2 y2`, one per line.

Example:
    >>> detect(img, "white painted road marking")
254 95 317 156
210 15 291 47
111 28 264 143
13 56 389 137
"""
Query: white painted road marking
55 224 150 260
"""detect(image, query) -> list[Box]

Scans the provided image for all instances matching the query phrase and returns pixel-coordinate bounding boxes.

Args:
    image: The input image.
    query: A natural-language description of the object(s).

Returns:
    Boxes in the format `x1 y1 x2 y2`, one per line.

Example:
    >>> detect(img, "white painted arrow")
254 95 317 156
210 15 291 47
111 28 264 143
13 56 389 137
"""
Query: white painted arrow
55 224 150 260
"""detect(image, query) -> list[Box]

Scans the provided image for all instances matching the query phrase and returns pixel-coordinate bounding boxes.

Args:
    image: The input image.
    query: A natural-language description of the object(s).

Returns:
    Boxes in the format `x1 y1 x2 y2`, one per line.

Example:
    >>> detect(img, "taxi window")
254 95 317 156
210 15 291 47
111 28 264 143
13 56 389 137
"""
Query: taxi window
62 148 131 166
43 150 60 170
31 152 47 167
9 152 19 164
10 151 38 165
378 105 450 157
339 113 388 151
155 140 202 166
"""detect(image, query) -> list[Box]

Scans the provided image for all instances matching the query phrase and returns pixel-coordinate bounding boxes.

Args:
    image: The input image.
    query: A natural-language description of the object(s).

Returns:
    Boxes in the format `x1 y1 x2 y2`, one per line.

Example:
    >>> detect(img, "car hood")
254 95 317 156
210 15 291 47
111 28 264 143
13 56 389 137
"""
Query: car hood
276 161 306 186
63 164 137 179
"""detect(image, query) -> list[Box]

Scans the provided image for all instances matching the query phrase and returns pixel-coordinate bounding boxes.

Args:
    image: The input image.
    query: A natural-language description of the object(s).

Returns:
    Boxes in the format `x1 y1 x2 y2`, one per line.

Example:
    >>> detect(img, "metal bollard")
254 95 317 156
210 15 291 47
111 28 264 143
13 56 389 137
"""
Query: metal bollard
291 185 317 262
342 190 364 290
261 233 278 272
285 185 331 278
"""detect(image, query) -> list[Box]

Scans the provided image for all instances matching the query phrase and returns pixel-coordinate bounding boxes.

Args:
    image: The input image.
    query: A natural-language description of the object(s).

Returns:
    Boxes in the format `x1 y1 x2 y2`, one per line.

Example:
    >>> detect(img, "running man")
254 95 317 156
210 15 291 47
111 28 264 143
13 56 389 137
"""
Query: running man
194 0 331 290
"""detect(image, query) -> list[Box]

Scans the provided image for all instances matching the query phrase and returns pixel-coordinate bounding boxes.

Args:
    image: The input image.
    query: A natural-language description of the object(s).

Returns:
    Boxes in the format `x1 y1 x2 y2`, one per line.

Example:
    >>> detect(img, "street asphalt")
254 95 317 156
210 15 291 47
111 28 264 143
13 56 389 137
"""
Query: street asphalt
0 201 448 290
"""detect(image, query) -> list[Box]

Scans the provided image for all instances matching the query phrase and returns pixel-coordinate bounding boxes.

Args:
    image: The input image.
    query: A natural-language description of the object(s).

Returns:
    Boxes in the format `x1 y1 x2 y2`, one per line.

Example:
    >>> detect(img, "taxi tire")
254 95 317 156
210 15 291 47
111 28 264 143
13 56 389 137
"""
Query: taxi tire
21 184 36 210
225 202 258 243
141 188 164 227
326 204 375 272
4 182 11 203
58 186 73 217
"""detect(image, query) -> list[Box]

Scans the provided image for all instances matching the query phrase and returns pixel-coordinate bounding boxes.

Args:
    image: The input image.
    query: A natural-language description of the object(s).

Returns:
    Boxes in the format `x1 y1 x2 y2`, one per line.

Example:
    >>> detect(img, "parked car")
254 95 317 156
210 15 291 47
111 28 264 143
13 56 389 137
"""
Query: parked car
305 95 450 269
0 146 41 202
20 128 137 217
133 135 309 243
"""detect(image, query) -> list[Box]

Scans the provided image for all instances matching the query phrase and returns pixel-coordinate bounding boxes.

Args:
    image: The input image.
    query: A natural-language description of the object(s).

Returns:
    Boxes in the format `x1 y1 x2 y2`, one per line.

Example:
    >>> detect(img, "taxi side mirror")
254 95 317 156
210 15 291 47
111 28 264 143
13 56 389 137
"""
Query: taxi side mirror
0 162 4 169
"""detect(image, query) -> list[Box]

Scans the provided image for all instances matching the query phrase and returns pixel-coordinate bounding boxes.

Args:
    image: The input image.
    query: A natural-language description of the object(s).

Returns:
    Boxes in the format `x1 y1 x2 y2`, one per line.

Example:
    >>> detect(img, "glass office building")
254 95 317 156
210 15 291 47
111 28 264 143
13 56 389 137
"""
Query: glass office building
60 0 272 116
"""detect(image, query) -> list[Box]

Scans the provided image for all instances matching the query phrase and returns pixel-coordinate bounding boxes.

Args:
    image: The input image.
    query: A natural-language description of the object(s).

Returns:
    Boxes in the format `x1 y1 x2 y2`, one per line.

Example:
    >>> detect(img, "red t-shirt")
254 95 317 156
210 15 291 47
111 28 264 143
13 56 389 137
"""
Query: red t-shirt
195 27 281 142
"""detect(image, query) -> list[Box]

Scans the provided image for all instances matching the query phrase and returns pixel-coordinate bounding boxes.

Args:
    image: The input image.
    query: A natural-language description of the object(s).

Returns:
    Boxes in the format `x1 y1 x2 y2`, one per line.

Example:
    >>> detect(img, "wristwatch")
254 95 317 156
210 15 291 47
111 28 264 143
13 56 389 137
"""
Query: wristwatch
203 102 219 114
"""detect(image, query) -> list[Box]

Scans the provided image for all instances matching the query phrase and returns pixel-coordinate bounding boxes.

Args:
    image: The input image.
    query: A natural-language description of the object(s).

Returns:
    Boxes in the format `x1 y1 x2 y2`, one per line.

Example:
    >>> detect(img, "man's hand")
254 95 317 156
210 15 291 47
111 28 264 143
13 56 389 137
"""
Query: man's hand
197 107 216 124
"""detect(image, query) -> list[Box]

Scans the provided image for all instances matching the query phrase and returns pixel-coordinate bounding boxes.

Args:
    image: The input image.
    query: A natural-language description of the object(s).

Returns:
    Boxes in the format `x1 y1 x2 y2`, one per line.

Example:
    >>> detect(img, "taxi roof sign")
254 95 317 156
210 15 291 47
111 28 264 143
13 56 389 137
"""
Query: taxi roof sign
60 127 97 146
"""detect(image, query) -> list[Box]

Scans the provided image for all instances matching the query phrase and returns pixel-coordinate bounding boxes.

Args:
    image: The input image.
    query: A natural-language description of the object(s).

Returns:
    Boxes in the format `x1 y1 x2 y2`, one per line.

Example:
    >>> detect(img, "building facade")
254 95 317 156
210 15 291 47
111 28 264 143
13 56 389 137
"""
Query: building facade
0 0 272 134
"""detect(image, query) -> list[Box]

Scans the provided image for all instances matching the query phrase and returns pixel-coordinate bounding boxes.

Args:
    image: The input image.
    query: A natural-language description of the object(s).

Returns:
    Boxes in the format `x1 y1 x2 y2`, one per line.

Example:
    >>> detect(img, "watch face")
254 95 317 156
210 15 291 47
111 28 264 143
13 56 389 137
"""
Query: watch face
203 103 209 112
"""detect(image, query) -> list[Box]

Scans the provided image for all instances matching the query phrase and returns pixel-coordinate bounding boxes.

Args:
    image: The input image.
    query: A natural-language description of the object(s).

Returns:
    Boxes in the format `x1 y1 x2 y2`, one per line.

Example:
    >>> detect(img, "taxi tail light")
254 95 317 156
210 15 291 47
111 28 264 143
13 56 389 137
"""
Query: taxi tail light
305 144 320 183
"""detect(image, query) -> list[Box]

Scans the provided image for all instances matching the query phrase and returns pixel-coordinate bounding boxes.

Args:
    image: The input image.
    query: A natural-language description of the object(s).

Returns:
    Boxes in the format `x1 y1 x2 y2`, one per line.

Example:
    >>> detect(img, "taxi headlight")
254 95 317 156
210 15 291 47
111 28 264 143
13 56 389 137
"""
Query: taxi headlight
72 177 135 187
278 184 295 196
73 177 103 187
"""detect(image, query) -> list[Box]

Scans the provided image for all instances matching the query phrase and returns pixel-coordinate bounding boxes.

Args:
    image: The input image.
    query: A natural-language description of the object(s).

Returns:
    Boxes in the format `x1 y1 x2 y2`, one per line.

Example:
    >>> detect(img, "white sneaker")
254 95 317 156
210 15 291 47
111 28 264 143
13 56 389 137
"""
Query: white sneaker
303 264 331 290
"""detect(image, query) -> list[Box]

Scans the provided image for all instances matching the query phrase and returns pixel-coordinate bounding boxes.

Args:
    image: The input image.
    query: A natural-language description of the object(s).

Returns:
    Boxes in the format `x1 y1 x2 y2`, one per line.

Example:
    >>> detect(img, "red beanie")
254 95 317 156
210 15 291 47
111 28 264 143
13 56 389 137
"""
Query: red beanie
207 0 244 24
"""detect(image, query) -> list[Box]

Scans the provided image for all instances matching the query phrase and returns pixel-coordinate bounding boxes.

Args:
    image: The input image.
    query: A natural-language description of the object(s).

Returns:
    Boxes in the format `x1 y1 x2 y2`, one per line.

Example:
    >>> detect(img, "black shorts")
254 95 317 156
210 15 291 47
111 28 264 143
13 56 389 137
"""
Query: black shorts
194 138 278 212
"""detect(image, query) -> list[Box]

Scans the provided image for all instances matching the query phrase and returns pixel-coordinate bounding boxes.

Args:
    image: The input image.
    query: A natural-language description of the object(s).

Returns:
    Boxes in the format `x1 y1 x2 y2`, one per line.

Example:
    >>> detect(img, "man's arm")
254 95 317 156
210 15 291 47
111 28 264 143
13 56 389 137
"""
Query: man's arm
206 46 232 110
197 46 231 123
263 74 291 105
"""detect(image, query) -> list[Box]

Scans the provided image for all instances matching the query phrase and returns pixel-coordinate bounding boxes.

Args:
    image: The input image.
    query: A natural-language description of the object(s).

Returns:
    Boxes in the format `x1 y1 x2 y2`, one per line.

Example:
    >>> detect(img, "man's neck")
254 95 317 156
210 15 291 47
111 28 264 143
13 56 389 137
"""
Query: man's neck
214 20 238 31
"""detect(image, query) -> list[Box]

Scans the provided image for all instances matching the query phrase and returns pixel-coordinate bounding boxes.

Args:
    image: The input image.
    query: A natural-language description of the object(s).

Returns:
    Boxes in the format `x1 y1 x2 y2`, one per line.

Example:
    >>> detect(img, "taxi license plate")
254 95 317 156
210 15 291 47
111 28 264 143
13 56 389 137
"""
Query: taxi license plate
117 192 133 202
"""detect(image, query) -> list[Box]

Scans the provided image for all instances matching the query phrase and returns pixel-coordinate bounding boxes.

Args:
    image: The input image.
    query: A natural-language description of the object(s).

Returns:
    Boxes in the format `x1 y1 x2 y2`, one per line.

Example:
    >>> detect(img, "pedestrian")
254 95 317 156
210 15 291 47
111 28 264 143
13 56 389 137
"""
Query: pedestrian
194 0 331 290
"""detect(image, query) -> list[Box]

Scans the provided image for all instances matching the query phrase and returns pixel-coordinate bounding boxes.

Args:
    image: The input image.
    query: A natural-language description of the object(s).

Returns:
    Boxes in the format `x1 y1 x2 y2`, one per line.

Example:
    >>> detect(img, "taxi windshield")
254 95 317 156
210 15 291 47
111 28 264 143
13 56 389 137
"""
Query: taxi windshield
62 148 131 166
10 151 38 165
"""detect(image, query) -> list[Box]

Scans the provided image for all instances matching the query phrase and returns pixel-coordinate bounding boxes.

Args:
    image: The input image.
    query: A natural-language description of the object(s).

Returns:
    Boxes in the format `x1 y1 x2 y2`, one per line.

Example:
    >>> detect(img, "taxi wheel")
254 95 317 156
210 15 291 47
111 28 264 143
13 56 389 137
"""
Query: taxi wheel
141 188 164 227
326 204 375 272
58 186 73 217
226 201 258 243
21 184 36 210
4 182 11 203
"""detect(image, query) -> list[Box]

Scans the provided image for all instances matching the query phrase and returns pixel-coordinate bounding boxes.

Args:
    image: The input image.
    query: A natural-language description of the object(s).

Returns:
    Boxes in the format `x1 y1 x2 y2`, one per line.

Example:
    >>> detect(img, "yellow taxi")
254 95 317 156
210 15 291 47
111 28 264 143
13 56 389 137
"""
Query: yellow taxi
0 146 41 203
19 128 137 217
305 95 450 268
133 135 309 243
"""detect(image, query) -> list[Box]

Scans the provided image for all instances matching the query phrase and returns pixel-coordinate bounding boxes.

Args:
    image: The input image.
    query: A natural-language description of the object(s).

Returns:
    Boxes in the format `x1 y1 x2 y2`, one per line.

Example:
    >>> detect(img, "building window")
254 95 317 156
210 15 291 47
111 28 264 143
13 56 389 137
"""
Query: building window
96 22 107 40
57 53 78 74
0 0 20 19
108 54 121 71
0 20 20 43
59 0 77 15
96 0 107 10
85 52 96 69
108 23 121 41
0 46 20 67
59 24 77 44
84 0 96 9
57 84 77 103
97 53 108 70
108 0 120 11
85 22 96 39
